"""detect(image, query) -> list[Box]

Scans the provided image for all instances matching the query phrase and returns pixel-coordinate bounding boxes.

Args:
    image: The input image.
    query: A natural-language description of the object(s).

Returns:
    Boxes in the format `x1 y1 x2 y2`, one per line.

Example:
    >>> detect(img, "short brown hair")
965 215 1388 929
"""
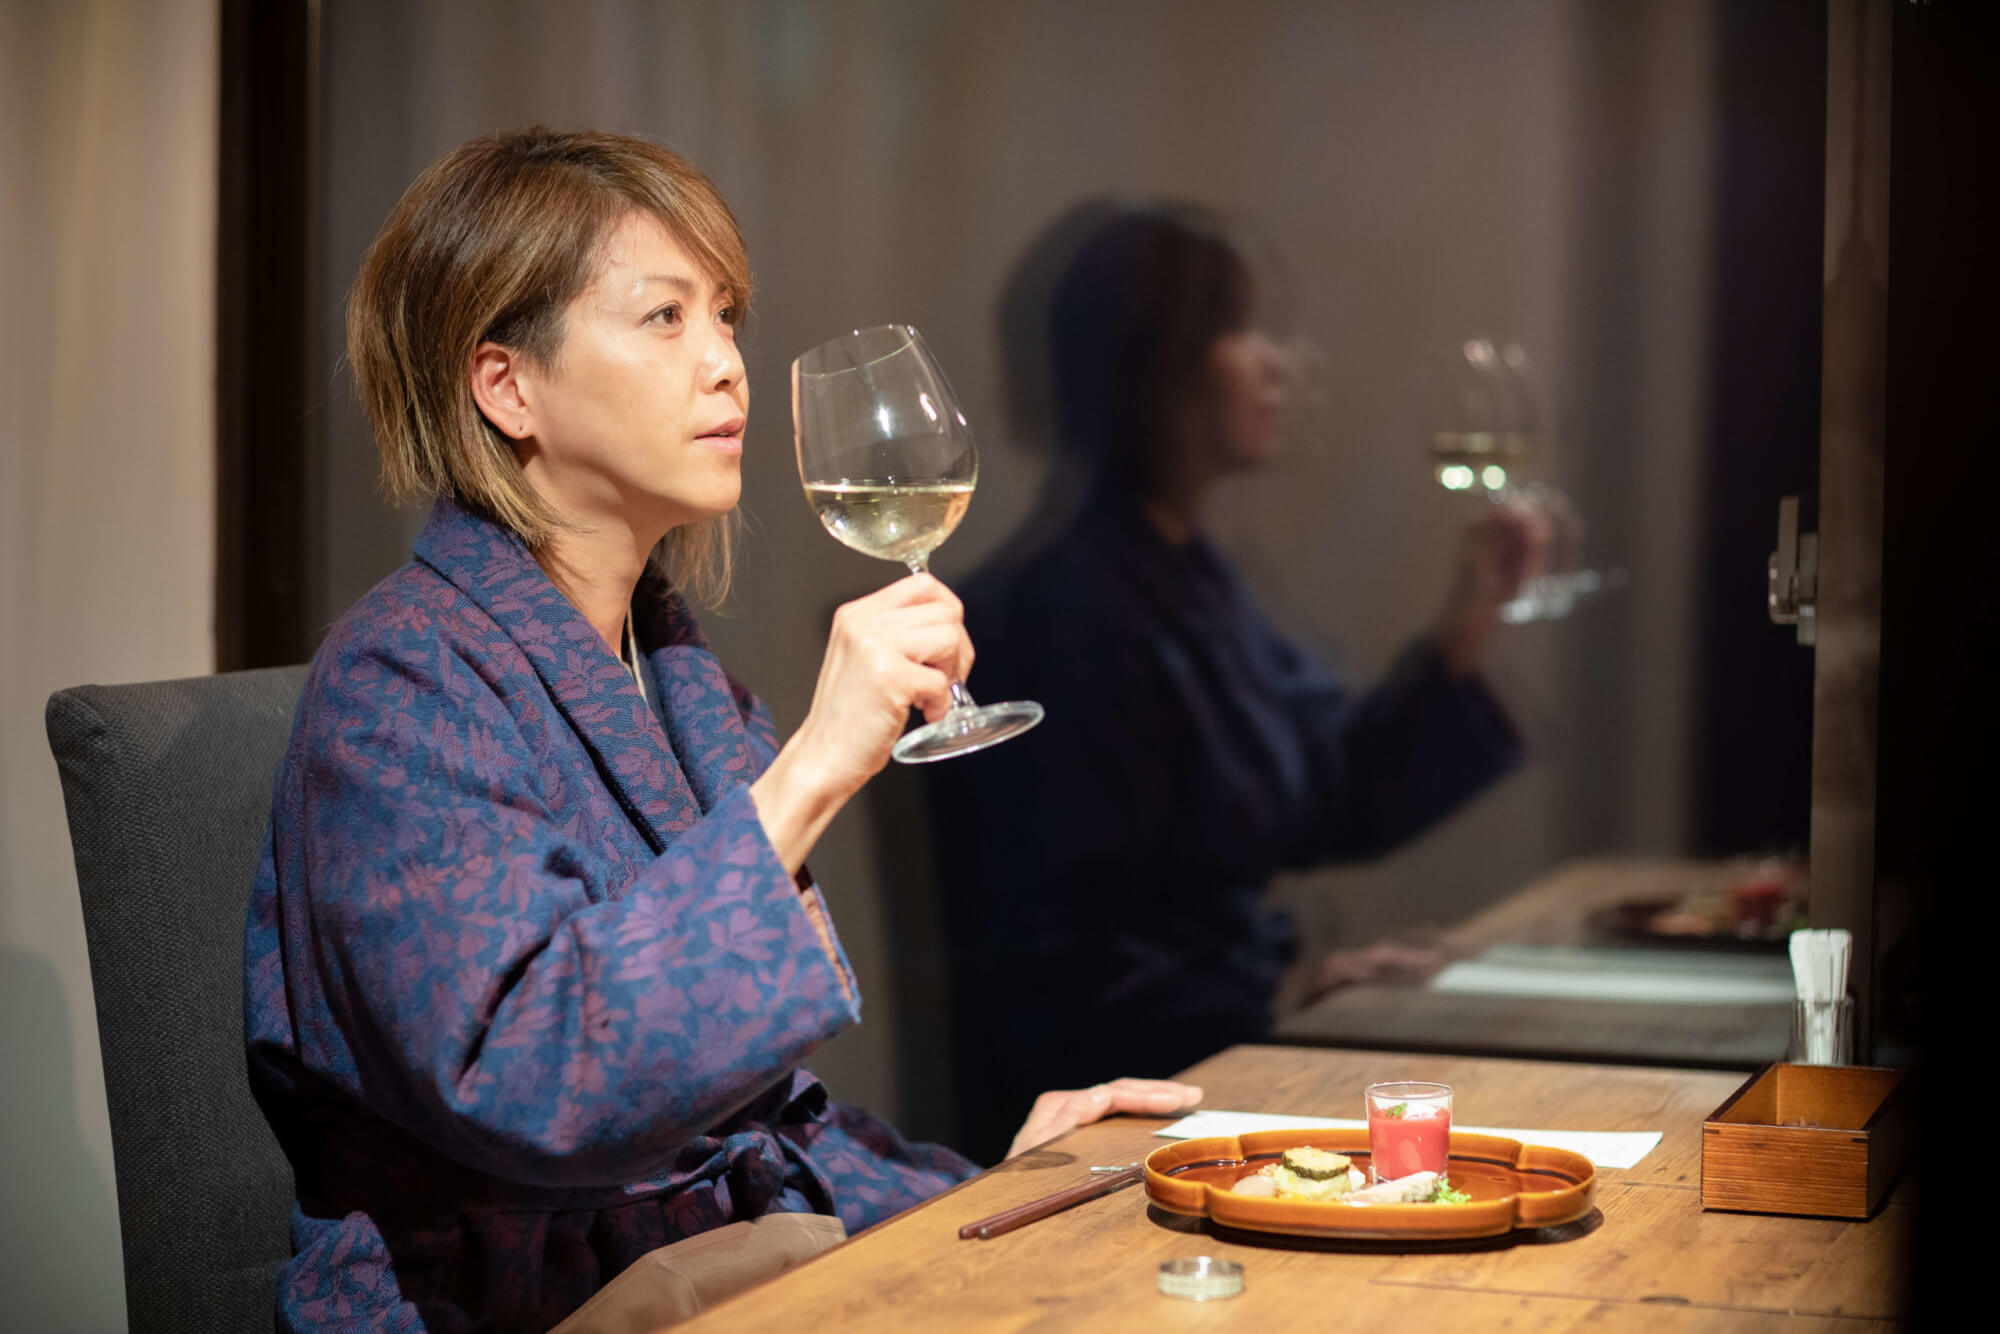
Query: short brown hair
1039 201 1253 490
347 127 751 605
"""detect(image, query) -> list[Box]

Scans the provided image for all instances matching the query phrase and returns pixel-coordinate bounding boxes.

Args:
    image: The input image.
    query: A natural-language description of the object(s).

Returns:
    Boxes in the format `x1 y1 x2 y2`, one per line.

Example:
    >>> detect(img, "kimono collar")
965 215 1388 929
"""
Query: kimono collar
411 496 758 850
1076 483 1238 632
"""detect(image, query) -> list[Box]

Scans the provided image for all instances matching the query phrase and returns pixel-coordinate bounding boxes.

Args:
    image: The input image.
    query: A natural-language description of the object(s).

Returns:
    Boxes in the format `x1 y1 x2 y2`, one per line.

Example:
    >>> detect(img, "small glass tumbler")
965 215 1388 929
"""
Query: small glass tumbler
1790 996 1854 1065
1365 1081 1453 1182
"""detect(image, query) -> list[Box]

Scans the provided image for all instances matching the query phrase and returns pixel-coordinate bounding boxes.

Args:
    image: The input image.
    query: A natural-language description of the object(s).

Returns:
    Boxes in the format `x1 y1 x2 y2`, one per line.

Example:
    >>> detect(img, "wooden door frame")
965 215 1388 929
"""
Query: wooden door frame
1812 0 1994 1070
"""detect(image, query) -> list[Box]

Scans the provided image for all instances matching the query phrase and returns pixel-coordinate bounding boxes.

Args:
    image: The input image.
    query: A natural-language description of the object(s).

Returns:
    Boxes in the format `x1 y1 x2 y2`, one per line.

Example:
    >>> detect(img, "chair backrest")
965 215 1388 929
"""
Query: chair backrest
46 666 308 1334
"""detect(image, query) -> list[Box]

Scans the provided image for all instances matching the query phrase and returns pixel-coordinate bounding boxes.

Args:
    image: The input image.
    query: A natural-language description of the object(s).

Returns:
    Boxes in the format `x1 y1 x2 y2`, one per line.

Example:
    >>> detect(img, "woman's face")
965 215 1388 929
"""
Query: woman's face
507 211 748 535
1187 328 1292 476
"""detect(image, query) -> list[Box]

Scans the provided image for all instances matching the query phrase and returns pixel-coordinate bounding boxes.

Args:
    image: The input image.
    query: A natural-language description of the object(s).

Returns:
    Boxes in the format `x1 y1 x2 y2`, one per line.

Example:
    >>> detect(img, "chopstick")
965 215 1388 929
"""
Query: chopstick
957 1165 1146 1241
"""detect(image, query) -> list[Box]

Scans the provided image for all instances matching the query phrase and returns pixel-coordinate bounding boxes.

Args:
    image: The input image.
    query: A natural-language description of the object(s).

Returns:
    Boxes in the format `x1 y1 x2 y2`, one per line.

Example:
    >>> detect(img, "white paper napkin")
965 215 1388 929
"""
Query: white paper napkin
1427 942 1796 1006
1156 1109 1661 1170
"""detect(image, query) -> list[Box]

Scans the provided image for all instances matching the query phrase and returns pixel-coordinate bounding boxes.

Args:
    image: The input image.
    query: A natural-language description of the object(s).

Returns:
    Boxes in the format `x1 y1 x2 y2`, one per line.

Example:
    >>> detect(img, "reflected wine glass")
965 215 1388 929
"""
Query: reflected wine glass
1428 338 1621 622
1430 336 1537 497
792 324 1044 763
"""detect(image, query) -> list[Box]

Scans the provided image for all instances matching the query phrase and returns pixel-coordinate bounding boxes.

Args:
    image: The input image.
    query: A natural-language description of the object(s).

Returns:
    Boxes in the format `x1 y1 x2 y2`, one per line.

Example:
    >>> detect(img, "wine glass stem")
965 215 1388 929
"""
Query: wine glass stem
905 554 978 710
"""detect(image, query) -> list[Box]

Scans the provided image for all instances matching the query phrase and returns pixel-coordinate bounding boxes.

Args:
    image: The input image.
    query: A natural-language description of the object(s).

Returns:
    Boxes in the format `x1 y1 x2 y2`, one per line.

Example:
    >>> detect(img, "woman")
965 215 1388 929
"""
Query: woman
244 130 1194 1334
931 201 1545 1161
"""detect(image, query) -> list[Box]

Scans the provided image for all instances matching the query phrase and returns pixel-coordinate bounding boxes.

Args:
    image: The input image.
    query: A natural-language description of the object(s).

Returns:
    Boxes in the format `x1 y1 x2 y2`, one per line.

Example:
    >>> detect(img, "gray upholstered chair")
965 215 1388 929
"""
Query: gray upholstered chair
46 666 308 1334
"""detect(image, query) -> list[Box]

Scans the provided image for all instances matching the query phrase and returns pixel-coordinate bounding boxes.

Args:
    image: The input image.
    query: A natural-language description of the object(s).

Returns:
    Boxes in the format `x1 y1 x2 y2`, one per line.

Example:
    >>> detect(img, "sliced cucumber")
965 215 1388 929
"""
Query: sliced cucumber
1277 1147 1351 1182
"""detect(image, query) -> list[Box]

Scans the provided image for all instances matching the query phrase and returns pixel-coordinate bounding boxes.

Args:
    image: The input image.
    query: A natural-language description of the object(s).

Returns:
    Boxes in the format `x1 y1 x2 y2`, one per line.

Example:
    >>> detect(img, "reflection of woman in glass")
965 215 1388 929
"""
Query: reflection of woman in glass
933 201 1545 1161
244 134 1194 1333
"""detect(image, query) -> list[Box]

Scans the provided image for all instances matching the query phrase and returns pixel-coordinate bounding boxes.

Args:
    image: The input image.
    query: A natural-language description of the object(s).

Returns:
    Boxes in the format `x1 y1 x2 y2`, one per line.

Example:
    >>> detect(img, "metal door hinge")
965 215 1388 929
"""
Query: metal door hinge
1769 496 1817 646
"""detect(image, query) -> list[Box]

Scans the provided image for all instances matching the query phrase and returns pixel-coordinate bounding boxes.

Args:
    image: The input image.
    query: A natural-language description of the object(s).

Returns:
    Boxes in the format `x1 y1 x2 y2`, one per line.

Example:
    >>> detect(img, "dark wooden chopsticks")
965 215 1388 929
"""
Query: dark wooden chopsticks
957 1165 1146 1241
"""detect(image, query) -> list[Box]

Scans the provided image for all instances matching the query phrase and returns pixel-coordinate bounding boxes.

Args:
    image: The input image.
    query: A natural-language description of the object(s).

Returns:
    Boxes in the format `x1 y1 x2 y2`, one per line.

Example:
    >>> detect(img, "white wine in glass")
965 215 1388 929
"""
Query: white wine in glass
792 324 1043 763
805 480 974 566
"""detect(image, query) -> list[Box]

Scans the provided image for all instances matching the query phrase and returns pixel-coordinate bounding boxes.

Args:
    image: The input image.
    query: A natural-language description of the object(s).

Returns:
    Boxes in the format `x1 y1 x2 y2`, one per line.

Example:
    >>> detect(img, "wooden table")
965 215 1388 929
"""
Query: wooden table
1275 859 1795 1069
678 1046 1907 1330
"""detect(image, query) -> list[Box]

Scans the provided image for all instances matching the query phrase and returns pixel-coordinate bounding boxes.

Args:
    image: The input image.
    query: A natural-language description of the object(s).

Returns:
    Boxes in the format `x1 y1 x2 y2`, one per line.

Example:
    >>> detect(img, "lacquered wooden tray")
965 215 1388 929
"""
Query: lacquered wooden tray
1145 1129 1596 1240
1586 898 1791 953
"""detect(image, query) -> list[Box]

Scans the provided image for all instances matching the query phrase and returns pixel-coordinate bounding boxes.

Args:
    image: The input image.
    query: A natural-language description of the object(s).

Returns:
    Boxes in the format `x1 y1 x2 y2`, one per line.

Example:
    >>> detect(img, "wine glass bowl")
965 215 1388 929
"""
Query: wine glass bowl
1430 338 1536 494
792 325 1043 763
793 324 978 568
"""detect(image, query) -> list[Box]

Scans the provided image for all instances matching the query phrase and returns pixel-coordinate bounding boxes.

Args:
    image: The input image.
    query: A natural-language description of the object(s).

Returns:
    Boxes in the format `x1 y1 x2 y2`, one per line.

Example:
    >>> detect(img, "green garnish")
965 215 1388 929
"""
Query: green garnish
1429 1178 1470 1205
1382 1103 1408 1118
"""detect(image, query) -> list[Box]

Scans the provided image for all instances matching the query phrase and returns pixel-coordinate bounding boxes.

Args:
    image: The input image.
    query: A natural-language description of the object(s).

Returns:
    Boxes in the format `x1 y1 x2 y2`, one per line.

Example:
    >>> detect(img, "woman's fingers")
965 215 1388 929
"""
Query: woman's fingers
1005 1091 1089 1158
891 619 974 680
1509 500 1554 579
1004 1078 1205 1159
1311 943 1447 998
900 662 956 723
1093 1077 1205 1116
1437 494 1565 675
866 570 964 614
1462 502 1548 602
834 579 973 678
846 624 970 707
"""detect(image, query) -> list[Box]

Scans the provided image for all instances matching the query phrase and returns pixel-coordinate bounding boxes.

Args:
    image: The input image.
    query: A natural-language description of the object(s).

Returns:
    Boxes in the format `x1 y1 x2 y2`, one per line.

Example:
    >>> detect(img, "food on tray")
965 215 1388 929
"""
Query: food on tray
1344 1171 1472 1205
1609 858 1808 944
1268 1147 1361 1200
1345 1170 1438 1204
1230 1154 1471 1205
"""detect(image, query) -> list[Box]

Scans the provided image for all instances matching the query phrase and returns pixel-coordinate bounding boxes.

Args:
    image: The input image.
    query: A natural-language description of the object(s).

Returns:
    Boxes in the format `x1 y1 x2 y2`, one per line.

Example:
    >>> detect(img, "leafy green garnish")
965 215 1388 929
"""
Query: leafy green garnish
1429 1178 1470 1205
1382 1102 1408 1118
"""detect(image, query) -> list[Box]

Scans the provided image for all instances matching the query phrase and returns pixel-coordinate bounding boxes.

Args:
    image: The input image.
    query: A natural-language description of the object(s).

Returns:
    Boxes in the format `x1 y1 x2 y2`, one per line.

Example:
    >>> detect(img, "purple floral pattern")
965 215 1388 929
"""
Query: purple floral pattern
245 498 974 1333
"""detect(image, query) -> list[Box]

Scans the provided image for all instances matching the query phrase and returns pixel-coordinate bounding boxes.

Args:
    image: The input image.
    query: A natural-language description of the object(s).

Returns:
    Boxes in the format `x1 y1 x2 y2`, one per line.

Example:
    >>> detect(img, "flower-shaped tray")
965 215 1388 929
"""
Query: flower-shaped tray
1145 1128 1596 1240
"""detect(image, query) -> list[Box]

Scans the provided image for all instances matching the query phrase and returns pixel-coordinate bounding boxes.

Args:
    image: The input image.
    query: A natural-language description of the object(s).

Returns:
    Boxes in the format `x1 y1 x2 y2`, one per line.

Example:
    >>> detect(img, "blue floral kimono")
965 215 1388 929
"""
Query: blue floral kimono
244 498 974 1333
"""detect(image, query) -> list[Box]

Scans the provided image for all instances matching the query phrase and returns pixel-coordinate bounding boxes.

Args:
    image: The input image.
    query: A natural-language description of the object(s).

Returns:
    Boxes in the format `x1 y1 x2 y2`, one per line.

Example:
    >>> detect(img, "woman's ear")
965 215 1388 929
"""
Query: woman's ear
470 342 534 441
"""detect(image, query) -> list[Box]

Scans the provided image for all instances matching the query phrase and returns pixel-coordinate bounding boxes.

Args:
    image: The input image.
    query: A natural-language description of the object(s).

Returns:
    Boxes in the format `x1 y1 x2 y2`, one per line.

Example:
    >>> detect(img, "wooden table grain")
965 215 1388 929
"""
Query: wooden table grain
676 1045 1907 1331
1275 859 1795 1069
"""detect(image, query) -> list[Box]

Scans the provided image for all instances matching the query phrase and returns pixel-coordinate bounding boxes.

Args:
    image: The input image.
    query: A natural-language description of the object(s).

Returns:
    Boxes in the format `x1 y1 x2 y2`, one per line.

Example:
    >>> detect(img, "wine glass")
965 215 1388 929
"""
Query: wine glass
1428 338 1618 622
792 324 1044 763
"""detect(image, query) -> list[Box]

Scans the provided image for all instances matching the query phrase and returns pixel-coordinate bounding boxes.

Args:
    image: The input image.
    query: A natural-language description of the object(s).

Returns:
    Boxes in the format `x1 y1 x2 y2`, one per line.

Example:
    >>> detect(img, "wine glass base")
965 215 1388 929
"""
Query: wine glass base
891 700 1044 764
1497 567 1628 623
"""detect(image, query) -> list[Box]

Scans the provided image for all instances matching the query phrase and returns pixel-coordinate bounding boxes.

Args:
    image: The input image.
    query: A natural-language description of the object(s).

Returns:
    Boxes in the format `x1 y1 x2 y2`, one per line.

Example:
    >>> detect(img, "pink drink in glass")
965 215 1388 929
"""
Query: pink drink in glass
1365 1081 1453 1181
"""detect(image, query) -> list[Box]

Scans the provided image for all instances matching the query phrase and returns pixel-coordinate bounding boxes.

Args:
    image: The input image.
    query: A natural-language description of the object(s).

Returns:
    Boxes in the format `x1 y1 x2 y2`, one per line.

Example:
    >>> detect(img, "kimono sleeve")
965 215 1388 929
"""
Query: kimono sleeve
1276 632 1523 864
787 1100 979 1234
725 673 782 767
295 645 860 1189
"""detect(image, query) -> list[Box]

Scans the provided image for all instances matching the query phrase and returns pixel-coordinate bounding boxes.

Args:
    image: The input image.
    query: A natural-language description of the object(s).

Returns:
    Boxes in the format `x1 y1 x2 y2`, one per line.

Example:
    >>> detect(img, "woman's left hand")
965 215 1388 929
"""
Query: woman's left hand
1005 1077 1205 1159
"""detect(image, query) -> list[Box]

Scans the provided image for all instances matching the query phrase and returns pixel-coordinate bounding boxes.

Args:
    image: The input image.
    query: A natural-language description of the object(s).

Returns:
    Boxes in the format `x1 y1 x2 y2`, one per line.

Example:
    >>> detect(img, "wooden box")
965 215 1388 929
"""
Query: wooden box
1701 1063 1910 1219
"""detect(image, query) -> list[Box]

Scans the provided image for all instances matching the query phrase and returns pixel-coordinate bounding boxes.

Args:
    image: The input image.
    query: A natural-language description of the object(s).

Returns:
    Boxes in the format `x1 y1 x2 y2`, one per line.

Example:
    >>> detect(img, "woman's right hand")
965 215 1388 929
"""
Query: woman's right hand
749 573 974 872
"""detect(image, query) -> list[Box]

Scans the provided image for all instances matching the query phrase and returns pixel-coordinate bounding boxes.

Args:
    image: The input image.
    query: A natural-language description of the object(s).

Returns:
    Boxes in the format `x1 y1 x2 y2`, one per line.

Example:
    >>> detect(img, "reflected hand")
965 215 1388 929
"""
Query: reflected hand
1436 496 1553 674
1304 942 1447 1006
1006 1077 1204 1159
